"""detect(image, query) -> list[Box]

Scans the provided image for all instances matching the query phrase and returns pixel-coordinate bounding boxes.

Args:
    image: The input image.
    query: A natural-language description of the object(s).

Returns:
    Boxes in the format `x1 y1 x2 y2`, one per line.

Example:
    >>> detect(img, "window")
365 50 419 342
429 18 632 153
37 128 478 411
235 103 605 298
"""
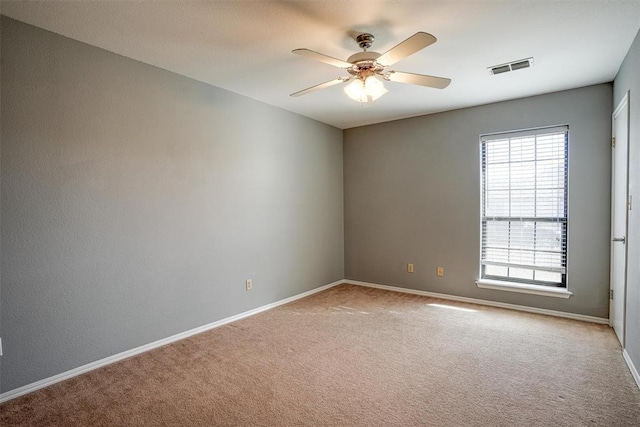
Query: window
480 126 568 288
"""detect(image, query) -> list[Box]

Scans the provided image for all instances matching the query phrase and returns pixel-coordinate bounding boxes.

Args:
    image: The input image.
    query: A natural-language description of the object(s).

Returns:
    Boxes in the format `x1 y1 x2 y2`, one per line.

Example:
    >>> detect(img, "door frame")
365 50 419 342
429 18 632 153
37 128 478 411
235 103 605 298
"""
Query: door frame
609 91 630 345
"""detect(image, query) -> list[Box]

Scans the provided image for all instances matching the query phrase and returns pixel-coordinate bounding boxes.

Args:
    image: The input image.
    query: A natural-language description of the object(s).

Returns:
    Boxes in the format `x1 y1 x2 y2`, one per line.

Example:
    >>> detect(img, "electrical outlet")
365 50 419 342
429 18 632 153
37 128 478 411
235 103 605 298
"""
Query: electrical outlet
246 279 253 291
436 267 444 277
407 263 414 273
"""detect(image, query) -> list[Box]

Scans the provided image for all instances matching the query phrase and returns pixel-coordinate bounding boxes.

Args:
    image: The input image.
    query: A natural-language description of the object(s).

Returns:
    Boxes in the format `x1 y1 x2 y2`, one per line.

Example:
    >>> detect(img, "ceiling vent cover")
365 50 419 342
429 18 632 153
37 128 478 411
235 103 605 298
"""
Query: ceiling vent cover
489 57 534 75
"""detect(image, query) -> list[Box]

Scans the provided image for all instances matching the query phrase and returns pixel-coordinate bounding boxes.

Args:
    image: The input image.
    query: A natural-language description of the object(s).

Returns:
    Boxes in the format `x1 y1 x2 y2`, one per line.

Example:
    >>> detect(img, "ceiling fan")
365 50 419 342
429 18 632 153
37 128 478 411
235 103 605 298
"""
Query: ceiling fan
290 32 451 103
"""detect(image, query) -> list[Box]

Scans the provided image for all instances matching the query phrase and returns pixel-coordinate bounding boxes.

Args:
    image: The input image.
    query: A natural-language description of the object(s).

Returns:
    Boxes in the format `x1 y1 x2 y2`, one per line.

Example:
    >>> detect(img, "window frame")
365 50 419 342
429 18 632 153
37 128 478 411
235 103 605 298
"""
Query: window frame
479 125 569 289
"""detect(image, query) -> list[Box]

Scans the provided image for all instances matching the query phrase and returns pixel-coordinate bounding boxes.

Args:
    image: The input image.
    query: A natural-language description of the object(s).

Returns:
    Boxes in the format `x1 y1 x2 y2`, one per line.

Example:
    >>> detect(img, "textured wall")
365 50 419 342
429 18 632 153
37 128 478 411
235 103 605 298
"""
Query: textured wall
614 27 640 380
344 84 612 318
0 17 344 393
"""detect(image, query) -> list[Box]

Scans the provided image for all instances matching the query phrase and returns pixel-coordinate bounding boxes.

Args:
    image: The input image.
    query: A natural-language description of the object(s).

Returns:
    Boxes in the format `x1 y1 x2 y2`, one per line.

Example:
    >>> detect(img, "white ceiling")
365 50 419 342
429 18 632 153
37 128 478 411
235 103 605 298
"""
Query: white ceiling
2 1 640 129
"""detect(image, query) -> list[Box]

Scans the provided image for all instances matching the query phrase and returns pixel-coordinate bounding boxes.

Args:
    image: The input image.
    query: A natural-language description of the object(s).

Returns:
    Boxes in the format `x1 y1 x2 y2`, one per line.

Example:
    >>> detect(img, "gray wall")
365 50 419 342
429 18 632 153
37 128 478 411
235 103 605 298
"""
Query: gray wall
614 28 640 381
0 17 344 393
344 84 612 318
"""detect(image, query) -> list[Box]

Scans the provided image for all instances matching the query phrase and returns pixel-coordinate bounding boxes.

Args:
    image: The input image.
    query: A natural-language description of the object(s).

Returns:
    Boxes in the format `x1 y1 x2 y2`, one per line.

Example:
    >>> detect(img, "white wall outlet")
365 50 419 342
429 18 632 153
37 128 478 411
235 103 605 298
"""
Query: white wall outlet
246 279 253 291
407 263 414 273
437 266 444 277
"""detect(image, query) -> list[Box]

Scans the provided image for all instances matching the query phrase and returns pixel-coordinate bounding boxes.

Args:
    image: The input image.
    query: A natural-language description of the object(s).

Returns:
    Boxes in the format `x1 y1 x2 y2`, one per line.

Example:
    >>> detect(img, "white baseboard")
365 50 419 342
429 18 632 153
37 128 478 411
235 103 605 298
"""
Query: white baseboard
0 278 612 403
623 349 640 390
344 279 609 324
0 279 343 404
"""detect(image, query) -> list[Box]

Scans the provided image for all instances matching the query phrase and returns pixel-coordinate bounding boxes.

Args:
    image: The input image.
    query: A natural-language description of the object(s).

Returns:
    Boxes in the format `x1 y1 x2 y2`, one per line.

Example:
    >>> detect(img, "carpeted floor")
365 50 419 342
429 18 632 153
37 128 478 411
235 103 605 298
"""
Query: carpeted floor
1 284 639 426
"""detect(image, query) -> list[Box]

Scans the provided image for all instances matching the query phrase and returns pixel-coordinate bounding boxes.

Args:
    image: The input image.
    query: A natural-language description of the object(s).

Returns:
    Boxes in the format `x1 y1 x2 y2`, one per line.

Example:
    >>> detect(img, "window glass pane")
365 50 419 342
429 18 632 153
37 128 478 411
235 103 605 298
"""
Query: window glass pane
536 188 565 217
510 189 535 216
536 134 565 160
486 139 510 163
534 271 562 283
486 163 509 190
509 249 535 267
485 265 508 276
484 248 509 264
533 252 562 269
509 268 534 280
485 190 510 216
509 221 535 251
485 221 509 248
537 159 565 187
535 222 562 251
510 137 535 162
510 161 535 190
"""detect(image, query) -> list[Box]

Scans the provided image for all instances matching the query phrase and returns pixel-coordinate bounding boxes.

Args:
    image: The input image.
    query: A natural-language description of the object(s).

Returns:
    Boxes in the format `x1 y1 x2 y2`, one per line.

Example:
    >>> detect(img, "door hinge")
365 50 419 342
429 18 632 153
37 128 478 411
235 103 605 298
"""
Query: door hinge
612 137 616 147
629 195 633 211
610 289 614 300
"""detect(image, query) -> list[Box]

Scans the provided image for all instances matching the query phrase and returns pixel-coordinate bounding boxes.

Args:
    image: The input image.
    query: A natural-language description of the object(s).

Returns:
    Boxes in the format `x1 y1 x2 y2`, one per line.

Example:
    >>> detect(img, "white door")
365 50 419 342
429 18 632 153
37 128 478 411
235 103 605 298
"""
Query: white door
610 92 629 345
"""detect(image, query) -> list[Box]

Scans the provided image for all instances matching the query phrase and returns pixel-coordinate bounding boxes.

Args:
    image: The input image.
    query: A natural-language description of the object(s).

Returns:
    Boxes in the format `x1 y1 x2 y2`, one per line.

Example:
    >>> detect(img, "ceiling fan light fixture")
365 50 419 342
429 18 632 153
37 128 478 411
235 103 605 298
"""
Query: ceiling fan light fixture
344 76 388 103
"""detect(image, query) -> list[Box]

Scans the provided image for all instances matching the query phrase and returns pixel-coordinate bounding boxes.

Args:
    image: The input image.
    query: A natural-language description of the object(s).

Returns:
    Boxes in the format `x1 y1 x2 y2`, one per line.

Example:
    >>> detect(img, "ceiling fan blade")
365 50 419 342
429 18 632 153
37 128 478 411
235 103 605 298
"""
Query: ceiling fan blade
292 49 353 69
290 78 349 97
387 71 451 89
377 32 437 67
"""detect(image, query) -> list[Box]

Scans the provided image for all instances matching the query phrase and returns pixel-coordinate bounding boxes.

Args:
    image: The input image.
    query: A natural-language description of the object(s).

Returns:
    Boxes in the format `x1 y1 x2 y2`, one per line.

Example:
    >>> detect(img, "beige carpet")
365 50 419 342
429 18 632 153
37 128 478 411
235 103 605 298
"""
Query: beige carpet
1 284 639 426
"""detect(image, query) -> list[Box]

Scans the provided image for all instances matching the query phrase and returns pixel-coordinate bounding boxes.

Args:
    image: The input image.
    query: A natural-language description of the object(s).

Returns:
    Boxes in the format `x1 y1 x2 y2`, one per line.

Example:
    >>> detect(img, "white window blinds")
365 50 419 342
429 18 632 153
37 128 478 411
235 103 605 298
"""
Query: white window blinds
480 126 568 287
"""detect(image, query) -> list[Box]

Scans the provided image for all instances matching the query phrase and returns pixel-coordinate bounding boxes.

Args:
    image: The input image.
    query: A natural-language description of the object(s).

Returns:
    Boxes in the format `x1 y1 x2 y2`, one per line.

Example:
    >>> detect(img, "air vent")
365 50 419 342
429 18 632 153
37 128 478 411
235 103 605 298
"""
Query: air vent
489 57 534 75
491 65 511 75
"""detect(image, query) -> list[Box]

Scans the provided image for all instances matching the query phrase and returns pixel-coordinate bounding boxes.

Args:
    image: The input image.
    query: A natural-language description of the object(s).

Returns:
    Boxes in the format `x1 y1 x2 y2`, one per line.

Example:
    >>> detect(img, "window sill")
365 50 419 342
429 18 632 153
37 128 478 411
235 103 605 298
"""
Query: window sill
476 279 573 299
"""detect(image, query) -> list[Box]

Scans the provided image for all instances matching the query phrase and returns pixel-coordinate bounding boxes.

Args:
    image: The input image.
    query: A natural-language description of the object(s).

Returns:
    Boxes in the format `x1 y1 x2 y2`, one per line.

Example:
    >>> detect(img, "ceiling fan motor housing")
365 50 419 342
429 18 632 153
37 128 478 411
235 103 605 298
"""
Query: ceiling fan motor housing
347 51 384 80
356 33 375 49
